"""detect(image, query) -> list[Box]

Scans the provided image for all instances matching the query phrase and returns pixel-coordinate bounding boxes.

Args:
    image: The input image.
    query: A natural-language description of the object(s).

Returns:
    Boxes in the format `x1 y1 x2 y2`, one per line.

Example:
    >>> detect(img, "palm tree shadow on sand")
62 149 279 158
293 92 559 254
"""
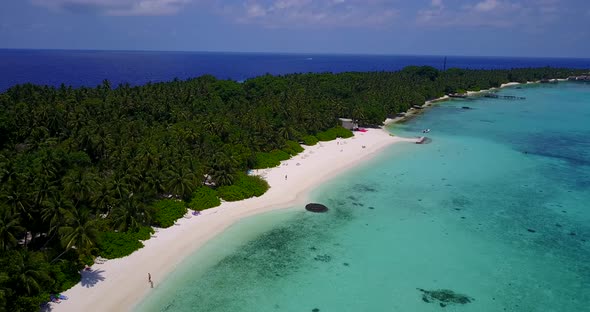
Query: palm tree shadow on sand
81 269 106 288
39 270 105 311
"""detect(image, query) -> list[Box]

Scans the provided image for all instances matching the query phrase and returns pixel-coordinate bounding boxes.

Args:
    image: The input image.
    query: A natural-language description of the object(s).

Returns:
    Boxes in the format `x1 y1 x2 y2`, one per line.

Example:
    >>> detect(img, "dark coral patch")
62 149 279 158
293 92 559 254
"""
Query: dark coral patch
313 254 331 262
306 203 328 213
417 288 474 307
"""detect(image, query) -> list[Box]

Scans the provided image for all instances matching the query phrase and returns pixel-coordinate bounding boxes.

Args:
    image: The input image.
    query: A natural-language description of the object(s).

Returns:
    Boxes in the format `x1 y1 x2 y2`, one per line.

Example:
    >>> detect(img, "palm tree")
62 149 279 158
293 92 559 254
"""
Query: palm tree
93 127 113 160
143 170 166 196
2 187 31 218
111 197 150 232
107 174 130 201
0 208 24 251
351 103 366 125
277 122 298 141
46 105 65 136
137 145 158 169
63 169 99 204
0 271 9 312
59 208 98 258
92 181 115 215
11 250 50 296
208 152 237 187
123 167 143 194
165 166 196 199
41 194 73 235
32 177 57 209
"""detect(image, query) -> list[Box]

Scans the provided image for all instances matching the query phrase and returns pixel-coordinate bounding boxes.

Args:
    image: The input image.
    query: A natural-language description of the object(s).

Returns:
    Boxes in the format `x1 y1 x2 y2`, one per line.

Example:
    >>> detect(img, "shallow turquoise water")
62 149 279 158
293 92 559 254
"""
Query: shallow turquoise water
136 82 590 312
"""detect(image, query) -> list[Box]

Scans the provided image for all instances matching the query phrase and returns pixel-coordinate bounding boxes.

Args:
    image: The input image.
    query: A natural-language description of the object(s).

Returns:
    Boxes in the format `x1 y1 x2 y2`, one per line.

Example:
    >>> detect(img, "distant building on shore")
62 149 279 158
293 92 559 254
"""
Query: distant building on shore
339 118 357 130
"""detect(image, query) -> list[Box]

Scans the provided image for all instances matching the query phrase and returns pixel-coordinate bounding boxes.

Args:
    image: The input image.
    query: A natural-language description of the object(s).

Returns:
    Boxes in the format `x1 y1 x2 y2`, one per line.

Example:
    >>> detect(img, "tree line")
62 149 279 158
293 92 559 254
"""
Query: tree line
0 66 586 311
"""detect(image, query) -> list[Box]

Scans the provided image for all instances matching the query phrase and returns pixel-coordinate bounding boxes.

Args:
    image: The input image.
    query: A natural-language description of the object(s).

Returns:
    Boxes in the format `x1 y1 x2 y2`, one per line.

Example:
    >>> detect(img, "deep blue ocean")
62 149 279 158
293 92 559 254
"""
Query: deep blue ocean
1 49 590 92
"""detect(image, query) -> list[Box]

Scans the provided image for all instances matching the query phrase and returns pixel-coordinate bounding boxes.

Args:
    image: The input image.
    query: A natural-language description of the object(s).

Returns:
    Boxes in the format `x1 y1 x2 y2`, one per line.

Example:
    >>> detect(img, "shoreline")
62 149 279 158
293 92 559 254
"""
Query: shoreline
49 78 555 311
384 80 544 125
51 128 419 312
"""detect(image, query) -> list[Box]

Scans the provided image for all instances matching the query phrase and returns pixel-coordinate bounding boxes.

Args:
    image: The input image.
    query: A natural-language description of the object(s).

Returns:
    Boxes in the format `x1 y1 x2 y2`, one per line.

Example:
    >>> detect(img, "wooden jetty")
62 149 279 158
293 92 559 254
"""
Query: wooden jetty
482 94 526 100
447 92 526 100
568 75 590 82
448 93 468 98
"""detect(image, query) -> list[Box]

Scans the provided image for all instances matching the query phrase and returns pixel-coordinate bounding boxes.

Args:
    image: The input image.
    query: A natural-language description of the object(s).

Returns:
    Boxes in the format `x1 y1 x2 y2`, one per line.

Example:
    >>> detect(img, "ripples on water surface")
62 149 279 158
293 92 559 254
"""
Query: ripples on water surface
136 82 590 312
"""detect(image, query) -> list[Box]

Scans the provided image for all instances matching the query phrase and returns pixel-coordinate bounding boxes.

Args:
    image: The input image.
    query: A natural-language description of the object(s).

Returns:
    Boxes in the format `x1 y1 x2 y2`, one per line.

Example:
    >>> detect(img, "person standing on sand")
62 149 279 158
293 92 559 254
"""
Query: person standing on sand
148 273 151 283
285 174 287 180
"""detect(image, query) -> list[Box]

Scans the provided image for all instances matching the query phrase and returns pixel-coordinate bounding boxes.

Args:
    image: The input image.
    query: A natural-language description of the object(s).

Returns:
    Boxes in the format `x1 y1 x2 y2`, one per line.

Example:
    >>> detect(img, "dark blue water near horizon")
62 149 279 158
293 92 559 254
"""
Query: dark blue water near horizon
1 49 589 92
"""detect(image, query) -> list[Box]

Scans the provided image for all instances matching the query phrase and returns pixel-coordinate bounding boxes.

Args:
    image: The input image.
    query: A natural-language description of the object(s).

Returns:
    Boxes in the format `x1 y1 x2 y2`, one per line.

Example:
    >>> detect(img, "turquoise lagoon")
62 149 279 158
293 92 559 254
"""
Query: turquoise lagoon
136 82 590 312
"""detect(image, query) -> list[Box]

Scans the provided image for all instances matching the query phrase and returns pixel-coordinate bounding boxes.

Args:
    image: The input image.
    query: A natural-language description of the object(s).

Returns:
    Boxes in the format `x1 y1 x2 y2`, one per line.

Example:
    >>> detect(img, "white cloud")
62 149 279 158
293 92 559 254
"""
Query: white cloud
416 0 444 24
31 0 193 16
246 3 267 17
473 0 498 12
417 0 562 29
230 0 398 28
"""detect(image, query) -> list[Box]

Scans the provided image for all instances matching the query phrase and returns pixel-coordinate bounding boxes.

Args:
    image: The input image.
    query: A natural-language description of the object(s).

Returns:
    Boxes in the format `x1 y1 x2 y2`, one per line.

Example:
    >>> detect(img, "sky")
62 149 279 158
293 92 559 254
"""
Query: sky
0 0 589 57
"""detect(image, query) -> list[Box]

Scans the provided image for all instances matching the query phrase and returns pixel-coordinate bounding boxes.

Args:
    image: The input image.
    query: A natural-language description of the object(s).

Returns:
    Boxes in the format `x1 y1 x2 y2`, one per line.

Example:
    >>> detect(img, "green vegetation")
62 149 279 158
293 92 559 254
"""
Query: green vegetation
217 173 270 201
188 187 221 211
151 200 187 228
96 226 153 259
254 146 300 169
316 126 354 141
254 152 281 169
283 141 304 156
301 135 319 146
0 66 586 310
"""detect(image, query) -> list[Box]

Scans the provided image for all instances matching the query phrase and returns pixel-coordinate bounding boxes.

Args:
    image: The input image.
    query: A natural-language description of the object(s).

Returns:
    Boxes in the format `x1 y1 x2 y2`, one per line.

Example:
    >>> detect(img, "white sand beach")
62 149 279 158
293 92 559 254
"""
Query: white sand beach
467 81 527 96
51 128 419 312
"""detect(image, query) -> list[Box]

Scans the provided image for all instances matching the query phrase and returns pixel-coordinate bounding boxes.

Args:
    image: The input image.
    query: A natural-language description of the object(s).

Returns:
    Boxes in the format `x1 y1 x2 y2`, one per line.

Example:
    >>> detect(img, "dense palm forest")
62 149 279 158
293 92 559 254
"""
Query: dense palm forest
0 66 586 311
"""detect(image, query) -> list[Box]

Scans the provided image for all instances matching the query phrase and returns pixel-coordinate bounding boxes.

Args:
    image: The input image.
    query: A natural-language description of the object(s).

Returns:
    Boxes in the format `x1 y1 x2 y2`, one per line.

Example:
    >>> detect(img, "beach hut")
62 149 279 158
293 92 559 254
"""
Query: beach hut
338 118 357 130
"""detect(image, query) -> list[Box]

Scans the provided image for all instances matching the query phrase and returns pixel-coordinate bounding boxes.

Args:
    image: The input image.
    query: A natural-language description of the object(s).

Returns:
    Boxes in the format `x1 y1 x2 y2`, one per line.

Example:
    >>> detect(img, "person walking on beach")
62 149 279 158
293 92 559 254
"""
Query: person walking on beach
285 174 288 180
148 273 154 288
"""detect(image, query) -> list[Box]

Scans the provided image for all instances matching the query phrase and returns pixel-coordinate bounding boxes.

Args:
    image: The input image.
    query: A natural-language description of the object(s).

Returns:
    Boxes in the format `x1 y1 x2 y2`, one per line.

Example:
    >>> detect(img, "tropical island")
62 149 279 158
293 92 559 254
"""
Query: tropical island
0 66 586 311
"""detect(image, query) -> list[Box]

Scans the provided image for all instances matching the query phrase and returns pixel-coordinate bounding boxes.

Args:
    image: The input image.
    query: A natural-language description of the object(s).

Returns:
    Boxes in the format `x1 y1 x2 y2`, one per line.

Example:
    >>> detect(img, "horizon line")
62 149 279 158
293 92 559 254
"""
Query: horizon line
1 47 590 61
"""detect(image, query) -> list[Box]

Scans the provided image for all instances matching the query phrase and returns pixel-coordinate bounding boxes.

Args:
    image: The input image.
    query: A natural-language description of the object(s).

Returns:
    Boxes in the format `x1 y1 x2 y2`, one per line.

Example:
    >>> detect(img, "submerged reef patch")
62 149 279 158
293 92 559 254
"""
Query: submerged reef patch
353 183 379 193
313 254 331 262
417 288 474 307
